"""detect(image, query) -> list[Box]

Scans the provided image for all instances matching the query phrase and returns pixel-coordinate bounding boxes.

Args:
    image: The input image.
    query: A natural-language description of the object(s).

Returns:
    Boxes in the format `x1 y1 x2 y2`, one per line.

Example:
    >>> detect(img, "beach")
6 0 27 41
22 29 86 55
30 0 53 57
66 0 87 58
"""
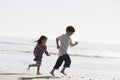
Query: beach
1 0 120 79
0 74 78 80
0 37 120 80
0 53 120 80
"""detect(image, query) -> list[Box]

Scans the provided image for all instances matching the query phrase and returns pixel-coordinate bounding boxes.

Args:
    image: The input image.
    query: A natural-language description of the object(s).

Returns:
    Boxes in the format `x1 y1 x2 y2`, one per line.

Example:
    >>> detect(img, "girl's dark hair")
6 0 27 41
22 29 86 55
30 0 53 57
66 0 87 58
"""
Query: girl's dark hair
36 35 47 44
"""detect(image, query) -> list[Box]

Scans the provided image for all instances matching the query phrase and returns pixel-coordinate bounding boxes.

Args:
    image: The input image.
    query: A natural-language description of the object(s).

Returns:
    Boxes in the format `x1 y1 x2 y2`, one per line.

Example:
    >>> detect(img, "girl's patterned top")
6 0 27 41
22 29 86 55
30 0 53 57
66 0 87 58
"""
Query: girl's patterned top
34 44 48 56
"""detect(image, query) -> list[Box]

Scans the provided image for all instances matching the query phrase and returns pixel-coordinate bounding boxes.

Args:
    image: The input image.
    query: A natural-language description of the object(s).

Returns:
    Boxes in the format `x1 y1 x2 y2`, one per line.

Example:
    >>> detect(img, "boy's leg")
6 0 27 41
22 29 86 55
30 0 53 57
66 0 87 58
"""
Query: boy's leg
61 54 71 75
50 56 64 76
60 67 67 75
50 68 55 76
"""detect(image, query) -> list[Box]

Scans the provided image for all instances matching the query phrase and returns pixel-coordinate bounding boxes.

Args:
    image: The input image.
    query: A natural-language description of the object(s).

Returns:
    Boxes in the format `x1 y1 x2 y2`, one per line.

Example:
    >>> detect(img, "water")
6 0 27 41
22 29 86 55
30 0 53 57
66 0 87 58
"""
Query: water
0 36 120 59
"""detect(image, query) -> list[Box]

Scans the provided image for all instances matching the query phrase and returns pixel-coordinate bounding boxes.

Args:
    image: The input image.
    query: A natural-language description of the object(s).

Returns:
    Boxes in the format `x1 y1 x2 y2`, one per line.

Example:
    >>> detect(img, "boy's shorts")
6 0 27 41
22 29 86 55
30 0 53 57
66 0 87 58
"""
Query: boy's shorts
54 54 71 69
34 56 42 61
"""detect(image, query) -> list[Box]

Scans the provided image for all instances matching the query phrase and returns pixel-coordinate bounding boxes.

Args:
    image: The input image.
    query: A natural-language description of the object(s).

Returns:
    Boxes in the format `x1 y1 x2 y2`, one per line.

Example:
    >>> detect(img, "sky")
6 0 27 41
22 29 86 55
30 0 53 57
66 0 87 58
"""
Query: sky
0 0 120 44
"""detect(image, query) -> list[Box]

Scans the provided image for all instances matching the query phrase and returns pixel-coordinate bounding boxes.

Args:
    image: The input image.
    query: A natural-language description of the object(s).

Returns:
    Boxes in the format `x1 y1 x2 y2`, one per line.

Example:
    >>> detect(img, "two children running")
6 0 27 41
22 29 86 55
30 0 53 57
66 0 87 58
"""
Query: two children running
27 26 78 76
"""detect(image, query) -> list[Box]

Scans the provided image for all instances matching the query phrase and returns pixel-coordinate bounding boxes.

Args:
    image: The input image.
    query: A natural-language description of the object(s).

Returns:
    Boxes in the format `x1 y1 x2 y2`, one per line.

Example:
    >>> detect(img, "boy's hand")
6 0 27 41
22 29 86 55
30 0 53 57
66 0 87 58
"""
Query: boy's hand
57 45 60 49
75 42 78 45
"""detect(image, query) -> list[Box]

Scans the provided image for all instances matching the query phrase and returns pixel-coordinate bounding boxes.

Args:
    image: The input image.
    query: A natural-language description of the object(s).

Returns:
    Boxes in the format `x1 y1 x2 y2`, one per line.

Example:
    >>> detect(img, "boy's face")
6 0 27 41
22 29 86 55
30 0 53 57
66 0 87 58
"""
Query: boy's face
67 31 74 36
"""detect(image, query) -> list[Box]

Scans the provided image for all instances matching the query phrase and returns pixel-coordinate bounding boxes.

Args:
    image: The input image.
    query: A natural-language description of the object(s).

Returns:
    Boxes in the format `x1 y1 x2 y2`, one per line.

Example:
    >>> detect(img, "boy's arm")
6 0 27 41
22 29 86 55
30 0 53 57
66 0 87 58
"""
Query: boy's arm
70 41 78 47
56 38 60 49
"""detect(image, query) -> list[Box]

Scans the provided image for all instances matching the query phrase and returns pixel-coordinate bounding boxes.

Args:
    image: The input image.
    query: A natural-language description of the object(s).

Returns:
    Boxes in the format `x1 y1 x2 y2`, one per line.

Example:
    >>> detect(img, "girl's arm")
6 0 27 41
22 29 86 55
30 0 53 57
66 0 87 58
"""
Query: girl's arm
33 45 41 56
34 53 37 56
45 46 50 56
34 46 38 56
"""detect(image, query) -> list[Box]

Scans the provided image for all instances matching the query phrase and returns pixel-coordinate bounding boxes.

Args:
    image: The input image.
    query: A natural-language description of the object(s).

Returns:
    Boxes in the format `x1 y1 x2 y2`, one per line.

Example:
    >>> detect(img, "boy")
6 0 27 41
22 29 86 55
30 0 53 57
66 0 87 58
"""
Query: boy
50 26 78 76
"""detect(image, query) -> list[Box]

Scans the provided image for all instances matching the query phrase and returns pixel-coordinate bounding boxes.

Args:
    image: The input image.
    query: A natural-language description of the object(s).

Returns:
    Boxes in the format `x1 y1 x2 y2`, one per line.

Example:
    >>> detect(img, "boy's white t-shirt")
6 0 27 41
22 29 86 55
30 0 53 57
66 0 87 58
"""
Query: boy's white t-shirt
57 34 72 56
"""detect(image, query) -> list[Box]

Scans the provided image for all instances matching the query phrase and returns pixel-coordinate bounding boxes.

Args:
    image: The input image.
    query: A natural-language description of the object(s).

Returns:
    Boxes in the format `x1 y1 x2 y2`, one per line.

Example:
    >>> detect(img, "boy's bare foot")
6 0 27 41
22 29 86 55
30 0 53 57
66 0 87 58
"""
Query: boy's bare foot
27 65 31 71
50 71 55 76
60 71 67 75
37 73 42 75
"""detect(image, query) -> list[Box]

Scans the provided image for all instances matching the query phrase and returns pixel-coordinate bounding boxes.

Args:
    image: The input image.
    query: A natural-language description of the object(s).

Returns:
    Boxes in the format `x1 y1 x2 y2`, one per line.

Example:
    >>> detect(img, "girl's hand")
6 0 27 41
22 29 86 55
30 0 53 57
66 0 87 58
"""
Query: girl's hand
34 53 37 56
47 54 51 56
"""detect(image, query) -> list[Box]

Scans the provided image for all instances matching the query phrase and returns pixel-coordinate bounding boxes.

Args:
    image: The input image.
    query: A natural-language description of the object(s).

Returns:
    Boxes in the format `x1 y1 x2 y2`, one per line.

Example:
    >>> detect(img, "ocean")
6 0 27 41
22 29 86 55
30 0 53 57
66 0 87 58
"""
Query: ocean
0 36 120 59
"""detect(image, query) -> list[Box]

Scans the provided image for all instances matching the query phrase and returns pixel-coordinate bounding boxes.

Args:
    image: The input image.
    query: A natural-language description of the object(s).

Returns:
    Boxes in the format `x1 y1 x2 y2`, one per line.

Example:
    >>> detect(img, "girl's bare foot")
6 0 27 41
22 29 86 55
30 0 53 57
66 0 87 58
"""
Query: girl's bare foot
60 70 67 75
50 71 55 76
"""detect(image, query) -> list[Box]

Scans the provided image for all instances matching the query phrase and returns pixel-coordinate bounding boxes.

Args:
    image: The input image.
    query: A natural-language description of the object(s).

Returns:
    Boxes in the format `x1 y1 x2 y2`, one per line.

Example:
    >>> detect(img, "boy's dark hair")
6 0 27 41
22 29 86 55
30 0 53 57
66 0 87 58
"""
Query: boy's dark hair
37 35 47 44
66 26 75 32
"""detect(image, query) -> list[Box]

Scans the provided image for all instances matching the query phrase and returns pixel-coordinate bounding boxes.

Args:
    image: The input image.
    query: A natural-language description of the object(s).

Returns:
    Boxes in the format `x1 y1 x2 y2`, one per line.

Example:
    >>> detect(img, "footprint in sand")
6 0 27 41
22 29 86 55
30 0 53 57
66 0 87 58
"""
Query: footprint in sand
81 76 85 78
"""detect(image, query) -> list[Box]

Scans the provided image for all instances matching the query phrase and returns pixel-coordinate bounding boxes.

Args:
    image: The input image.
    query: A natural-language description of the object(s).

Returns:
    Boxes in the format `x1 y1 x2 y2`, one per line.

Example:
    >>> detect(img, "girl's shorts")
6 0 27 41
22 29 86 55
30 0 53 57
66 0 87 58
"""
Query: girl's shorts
34 56 42 61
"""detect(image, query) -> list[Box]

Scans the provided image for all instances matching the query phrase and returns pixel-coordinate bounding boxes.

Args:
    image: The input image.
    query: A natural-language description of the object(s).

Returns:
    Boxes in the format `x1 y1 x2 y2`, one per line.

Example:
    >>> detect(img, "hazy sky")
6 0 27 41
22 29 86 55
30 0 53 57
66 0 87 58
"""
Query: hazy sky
0 0 120 44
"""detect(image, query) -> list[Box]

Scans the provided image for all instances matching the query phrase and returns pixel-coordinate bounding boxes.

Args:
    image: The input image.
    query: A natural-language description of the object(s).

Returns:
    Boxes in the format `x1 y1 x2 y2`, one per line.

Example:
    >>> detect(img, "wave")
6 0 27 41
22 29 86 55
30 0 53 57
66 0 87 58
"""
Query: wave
50 53 120 59
0 41 34 46
0 36 120 59
0 49 120 59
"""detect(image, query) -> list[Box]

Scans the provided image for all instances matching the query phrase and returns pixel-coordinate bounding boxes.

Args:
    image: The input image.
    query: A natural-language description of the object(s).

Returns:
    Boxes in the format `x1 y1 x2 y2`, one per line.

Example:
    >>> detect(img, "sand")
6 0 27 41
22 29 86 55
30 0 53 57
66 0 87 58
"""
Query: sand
0 74 80 80
0 53 120 80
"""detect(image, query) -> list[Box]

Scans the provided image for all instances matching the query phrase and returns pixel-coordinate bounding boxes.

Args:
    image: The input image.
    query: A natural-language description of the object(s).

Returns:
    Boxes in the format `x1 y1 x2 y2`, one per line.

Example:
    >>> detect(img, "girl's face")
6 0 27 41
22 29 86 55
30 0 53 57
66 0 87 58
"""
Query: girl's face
41 39 47 45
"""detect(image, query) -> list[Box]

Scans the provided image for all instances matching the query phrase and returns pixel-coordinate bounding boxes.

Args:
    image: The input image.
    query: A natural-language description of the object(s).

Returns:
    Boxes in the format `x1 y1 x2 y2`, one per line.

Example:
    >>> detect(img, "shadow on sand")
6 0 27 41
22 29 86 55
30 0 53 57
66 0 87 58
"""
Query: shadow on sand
0 73 61 80
0 73 27 75
19 76 60 80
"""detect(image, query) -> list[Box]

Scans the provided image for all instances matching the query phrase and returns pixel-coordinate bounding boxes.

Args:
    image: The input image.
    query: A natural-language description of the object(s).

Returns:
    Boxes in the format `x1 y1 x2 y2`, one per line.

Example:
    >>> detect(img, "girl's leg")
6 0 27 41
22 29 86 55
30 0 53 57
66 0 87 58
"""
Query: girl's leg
36 61 42 75
27 63 37 70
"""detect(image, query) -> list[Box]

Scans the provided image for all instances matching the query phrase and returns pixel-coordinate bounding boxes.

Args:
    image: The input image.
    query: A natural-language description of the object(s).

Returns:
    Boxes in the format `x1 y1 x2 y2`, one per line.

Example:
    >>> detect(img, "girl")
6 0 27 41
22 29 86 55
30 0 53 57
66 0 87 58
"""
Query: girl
27 35 50 75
